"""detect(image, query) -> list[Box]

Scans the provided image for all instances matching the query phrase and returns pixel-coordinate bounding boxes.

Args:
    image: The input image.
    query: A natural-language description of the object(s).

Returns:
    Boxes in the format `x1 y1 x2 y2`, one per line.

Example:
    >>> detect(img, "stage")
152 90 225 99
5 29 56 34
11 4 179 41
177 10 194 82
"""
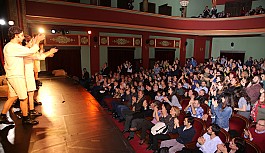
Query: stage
0 77 134 153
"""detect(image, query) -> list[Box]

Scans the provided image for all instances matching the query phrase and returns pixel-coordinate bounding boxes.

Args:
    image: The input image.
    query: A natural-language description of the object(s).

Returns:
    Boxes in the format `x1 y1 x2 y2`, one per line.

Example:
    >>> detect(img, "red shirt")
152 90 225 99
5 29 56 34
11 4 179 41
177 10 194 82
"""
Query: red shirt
249 127 265 152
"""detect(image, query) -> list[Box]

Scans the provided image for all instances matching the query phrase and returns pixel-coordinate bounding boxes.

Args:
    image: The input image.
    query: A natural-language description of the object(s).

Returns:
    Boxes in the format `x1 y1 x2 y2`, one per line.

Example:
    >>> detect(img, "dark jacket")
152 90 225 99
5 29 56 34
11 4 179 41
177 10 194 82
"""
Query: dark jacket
173 125 196 144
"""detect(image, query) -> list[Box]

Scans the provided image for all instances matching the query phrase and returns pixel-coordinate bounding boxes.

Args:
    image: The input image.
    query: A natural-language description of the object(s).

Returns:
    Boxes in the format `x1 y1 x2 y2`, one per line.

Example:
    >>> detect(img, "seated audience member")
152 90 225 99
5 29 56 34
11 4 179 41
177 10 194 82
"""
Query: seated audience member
216 137 246 153
159 116 196 153
125 99 152 140
184 99 204 119
147 104 179 151
233 89 251 119
245 75 262 104
144 83 156 100
203 6 210 18
196 124 223 153
196 89 207 105
211 94 232 131
129 100 161 145
261 73 265 89
120 90 145 121
155 89 164 102
80 68 90 90
176 82 185 97
244 119 265 152
163 87 182 109
200 81 209 94
211 6 217 17
251 89 265 122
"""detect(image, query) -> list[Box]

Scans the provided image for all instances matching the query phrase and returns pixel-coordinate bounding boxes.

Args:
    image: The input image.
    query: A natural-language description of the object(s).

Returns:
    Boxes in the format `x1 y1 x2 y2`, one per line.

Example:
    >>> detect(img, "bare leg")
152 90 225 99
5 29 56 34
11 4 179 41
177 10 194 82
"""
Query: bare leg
20 98 28 116
28 91 42 117
28 91 34 111
1 97 18 114
34 71 39 80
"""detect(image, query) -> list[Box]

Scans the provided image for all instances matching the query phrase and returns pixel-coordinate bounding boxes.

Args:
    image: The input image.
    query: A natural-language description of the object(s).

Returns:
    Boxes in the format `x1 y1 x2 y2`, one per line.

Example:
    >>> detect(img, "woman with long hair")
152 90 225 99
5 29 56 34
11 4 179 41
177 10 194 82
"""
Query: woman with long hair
163 87 182 109
234 89 251 119
216 137 246 153
211 93 233 131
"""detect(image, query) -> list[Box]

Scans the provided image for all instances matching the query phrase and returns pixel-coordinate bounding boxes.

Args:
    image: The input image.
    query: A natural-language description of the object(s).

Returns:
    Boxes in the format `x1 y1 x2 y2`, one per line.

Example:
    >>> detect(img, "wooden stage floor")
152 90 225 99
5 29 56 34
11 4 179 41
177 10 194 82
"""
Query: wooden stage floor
0 77 134 153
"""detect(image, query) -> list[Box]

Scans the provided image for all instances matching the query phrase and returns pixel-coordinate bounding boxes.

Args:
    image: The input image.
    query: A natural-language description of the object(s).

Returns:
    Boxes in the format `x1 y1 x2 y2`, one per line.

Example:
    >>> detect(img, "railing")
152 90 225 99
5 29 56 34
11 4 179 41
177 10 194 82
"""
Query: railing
25 0 265 36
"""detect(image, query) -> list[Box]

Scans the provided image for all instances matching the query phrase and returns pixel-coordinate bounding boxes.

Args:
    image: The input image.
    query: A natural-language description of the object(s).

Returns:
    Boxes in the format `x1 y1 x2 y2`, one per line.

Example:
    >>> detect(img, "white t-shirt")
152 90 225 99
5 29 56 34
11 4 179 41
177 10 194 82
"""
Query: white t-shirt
197 133 222 153
4 42 39 78
24 53 46 78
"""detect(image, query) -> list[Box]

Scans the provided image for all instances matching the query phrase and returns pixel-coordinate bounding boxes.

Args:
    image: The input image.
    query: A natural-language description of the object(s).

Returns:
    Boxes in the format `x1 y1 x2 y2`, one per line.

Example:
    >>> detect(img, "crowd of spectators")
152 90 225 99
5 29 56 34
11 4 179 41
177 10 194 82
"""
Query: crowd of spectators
241 6 265 16
198 6 230 18
88 56 265 152
198 5 265 18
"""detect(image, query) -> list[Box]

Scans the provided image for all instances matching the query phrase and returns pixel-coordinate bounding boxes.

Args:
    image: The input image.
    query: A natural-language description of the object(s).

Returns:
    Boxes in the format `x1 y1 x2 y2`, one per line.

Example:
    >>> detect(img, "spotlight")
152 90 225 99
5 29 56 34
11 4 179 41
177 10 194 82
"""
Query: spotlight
65 30 69 34
87 30 92 35
0 19 6 25
51 29 56 34
38 28 45 33
8 21 14 26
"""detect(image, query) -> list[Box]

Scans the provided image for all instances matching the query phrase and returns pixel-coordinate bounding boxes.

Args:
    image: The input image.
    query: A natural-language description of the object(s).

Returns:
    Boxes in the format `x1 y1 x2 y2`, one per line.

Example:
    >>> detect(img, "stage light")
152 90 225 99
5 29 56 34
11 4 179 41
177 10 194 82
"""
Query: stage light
8 21 14 26
51 29 56 34
38 28 45 33
87 30 92 34
0 19 6 25
65 30 69 34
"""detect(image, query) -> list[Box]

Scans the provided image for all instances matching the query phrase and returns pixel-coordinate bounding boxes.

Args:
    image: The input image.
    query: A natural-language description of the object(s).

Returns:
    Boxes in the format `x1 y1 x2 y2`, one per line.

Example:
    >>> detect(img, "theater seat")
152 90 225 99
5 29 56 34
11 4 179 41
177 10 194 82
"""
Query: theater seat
178 111 187 126
200 103 210 114
245 139 262 153
229 114 249 136
219 128 230 143
181 99 190 111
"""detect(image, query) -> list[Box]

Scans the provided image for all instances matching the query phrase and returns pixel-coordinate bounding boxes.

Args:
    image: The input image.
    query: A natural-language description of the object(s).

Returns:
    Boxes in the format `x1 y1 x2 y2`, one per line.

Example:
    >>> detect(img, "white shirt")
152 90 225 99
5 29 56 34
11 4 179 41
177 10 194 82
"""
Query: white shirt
196 133 222 153
4 42 39 78
24 53 46 78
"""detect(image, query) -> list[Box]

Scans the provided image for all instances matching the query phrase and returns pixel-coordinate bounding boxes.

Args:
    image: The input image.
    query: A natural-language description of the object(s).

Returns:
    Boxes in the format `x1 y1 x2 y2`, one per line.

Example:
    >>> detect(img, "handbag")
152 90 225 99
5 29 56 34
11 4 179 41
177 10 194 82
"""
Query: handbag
151 122 168 135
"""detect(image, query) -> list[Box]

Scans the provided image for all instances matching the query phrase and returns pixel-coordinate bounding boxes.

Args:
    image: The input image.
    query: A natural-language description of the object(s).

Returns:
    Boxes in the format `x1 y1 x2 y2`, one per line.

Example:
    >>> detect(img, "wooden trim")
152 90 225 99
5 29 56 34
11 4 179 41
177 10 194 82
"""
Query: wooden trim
26 15 265 36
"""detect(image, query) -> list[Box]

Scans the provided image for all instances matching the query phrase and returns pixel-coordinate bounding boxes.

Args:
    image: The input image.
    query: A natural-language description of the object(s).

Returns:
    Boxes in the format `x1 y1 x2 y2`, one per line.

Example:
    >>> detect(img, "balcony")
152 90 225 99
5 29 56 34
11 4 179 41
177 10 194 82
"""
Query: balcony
25 0 265 36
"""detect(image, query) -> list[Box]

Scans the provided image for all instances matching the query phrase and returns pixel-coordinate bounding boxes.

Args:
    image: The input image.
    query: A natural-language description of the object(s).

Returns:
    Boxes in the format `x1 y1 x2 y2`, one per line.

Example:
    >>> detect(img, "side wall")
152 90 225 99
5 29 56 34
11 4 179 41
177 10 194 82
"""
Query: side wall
211 36 265 61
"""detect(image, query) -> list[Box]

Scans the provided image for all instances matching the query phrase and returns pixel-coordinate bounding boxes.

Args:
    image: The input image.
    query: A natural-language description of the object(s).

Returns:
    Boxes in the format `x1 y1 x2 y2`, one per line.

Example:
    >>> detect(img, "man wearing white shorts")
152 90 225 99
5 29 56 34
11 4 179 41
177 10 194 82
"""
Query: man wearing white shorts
23 36 58 117
0 26 44 125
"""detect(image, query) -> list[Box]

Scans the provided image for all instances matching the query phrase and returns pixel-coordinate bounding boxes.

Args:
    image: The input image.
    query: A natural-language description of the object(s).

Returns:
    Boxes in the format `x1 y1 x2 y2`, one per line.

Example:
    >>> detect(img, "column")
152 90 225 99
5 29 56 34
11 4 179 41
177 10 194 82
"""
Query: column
194 37 206 64
90 28 100 75
179 37 187 66
142 33 149 69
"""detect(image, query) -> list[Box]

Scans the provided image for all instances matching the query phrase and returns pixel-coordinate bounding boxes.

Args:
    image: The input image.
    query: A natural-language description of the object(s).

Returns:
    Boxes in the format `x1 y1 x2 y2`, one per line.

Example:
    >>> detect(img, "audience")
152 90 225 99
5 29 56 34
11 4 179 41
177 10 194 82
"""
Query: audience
90 55 265 152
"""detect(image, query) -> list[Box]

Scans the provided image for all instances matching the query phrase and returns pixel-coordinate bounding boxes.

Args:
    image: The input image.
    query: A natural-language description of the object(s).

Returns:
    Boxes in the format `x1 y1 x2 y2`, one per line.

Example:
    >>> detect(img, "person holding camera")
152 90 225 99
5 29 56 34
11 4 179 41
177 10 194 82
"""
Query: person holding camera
211 94 232 131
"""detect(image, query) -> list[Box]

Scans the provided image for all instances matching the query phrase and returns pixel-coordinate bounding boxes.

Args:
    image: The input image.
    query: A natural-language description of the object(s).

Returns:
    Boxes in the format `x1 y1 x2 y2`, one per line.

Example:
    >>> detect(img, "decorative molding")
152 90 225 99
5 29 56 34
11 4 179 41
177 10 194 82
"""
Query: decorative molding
45 35 90 46
99 36 141 47
159 40 171 47
149 39 155 46
134 38 141 46
113 38 130 45
155 39 177 48
51 36 75 44
80 35 90 45
100 37 108 45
